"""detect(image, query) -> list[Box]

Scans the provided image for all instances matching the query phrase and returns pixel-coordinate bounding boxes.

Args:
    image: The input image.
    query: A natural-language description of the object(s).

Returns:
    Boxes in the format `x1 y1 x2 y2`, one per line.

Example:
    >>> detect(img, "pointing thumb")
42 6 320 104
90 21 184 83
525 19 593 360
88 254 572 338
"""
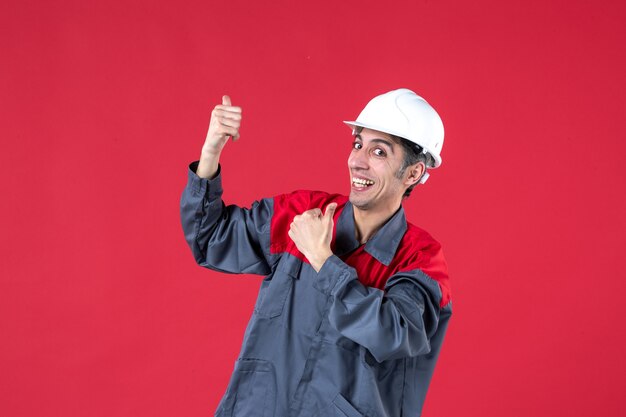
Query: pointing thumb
324 203 338 219
222 95 232 106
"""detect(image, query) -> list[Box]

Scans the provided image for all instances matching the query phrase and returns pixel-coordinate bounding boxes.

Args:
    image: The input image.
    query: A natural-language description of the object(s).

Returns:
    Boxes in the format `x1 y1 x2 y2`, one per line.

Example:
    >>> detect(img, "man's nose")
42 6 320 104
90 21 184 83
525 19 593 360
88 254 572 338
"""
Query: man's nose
348 151 367 169
348 150 368 170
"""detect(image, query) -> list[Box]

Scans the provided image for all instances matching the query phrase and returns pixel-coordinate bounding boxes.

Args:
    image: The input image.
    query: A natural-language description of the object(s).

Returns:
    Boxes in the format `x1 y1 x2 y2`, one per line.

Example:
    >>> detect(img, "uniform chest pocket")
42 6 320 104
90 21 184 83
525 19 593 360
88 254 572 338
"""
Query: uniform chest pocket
254 255 301 318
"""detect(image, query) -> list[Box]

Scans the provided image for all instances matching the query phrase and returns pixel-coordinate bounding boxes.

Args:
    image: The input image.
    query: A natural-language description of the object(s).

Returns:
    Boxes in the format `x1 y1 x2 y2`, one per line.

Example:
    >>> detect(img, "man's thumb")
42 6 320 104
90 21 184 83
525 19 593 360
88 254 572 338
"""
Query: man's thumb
324 203 338 219
222 95 232 106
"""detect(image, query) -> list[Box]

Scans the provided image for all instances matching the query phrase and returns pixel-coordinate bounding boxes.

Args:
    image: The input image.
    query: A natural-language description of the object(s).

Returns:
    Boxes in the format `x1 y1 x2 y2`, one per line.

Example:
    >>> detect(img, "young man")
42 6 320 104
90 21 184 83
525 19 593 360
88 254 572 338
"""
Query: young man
180 89 452 417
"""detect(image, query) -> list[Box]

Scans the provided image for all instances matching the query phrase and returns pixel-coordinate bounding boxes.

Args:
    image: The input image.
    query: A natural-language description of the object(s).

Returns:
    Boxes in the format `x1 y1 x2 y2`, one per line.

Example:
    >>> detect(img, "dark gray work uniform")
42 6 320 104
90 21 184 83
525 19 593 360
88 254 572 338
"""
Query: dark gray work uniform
180 161 452 417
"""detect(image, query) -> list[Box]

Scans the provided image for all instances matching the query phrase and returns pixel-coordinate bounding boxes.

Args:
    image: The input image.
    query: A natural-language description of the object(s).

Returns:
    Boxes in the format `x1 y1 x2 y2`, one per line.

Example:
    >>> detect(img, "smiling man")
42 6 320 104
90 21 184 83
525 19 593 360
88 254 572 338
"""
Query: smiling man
180 89 452 417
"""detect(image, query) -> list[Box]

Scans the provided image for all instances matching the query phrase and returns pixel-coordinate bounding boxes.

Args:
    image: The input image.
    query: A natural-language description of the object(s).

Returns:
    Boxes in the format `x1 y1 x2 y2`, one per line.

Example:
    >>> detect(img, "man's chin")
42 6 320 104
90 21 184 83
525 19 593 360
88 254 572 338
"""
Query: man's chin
349 194 371 210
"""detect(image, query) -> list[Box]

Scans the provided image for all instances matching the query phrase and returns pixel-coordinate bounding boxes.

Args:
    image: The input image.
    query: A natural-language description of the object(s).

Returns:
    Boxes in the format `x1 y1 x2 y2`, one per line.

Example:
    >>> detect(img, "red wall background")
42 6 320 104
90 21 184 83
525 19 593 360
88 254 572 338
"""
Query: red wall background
2 0 625 416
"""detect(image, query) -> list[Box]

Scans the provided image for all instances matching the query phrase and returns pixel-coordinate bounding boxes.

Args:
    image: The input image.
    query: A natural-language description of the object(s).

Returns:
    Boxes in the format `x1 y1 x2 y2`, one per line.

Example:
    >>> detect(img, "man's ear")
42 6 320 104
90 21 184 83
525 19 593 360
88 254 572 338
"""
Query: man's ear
404 161 426 187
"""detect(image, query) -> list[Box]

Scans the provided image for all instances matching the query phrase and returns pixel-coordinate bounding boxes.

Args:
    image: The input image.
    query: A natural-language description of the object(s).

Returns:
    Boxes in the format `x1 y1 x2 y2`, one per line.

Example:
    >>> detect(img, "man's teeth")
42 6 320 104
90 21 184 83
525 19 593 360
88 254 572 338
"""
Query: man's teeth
352 178 374 187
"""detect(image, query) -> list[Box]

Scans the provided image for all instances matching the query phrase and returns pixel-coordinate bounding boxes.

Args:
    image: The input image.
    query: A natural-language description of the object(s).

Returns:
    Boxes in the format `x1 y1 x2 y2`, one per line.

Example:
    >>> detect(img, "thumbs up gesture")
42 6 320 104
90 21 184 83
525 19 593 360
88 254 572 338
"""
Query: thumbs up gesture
288 203 338 272
202 95 242 157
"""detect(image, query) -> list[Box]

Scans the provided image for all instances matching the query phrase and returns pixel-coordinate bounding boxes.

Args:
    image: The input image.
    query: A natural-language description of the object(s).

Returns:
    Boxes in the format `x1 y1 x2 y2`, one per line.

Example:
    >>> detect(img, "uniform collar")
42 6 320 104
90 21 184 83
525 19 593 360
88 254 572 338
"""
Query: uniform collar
334 201 407 266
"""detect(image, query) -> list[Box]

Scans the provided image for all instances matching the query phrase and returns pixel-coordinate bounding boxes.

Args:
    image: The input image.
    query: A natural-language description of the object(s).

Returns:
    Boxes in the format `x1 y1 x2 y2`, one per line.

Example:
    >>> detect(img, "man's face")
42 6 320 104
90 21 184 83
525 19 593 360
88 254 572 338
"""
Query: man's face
347 128 411 212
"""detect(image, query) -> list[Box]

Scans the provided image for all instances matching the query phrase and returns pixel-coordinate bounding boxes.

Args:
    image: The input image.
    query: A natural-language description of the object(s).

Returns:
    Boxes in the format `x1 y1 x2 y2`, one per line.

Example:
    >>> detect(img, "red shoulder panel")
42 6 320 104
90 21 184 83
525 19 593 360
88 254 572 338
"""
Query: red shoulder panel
339 226 451 308
391 224 451 308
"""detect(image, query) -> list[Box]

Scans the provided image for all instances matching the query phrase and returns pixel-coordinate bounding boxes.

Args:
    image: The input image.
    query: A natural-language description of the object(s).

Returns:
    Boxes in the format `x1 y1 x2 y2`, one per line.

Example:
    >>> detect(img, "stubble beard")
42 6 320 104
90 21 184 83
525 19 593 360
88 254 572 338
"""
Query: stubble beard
349 192 373 211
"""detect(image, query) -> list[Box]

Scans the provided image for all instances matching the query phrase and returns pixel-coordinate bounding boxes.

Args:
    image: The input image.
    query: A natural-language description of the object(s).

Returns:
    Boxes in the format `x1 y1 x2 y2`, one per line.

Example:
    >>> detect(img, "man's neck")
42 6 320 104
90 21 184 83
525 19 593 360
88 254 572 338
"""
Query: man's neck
353 203 402 245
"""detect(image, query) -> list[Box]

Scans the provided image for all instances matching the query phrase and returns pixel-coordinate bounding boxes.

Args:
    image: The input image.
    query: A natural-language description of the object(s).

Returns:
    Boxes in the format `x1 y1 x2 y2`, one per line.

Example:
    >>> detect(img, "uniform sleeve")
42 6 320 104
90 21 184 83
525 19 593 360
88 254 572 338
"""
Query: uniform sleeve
314 255 447 363
179 161 276 276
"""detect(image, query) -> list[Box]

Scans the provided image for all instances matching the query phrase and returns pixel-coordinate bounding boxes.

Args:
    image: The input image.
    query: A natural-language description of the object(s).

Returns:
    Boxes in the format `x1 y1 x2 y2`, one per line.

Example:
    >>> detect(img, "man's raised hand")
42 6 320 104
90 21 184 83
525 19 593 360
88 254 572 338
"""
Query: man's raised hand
196 95 242 179
202 95 242 157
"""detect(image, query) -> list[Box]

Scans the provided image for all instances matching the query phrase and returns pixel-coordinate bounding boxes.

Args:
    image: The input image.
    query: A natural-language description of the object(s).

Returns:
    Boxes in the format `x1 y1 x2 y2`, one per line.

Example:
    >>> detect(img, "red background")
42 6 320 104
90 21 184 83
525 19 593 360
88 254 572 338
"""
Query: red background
2 0 626 416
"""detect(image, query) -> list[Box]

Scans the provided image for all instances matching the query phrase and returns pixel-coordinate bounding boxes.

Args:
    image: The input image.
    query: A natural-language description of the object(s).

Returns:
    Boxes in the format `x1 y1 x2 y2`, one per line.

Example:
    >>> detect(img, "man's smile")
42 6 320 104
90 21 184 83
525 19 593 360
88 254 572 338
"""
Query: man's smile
351 176 375 189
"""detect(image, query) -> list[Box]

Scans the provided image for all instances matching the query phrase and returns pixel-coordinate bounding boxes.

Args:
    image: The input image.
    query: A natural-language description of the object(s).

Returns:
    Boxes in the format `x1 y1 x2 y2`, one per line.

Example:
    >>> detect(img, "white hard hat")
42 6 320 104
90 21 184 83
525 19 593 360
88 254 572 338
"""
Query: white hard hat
344 88 445 171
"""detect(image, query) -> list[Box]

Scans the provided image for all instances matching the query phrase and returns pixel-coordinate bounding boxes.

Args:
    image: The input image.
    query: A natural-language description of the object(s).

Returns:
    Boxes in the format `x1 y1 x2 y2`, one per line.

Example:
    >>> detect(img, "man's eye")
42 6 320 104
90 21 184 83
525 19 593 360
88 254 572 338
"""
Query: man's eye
352 142 362 150
373 148 386 157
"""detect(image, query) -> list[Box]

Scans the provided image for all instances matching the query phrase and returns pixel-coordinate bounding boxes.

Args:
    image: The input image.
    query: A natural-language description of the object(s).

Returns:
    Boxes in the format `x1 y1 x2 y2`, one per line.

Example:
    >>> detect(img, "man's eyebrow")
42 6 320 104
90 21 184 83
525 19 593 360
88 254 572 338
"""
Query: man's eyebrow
353 134 395 153
370 138 395 153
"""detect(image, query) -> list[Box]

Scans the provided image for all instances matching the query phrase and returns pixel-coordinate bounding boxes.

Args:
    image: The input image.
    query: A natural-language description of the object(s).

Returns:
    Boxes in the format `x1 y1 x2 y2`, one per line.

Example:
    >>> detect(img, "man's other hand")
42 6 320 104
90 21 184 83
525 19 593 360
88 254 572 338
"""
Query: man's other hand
288 203 338 272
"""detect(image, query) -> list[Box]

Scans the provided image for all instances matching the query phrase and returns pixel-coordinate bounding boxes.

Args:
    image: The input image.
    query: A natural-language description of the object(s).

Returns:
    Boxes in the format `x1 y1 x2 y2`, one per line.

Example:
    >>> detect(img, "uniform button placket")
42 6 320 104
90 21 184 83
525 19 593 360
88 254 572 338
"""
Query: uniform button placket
290 296 332 413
